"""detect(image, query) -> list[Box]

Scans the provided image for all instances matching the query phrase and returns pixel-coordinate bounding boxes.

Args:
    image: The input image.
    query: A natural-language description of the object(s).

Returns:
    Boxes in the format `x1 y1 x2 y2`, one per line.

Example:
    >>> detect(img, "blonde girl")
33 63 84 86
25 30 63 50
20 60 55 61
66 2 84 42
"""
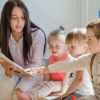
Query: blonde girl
15 27 71 100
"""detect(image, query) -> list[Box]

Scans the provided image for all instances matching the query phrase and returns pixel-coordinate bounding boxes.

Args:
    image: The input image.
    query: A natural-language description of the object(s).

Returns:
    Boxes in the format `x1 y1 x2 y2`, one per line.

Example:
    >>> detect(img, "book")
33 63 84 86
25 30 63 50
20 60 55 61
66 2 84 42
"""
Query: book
0 52 34 77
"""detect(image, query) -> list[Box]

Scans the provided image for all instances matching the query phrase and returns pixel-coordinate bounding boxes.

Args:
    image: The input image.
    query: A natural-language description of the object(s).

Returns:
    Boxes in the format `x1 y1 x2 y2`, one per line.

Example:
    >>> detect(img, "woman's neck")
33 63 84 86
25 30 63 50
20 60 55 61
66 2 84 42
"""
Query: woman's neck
12 31 23 42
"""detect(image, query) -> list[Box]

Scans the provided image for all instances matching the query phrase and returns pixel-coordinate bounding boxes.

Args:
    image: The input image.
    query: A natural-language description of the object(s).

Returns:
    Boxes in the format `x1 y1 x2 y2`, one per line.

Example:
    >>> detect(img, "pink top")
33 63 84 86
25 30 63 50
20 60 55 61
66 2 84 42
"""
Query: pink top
8 28 45 69
50 52 69 81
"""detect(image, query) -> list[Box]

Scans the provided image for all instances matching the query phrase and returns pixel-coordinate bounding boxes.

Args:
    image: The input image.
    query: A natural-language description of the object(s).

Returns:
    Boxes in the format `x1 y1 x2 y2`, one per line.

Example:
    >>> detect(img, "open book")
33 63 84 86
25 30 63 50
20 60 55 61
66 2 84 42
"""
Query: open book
0 52 34 77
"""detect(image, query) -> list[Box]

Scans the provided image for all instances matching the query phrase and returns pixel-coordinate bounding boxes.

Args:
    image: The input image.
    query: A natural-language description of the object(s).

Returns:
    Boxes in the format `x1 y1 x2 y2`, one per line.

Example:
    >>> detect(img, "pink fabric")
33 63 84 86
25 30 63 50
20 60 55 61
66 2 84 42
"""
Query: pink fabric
8 28 45 69
50 52 69 81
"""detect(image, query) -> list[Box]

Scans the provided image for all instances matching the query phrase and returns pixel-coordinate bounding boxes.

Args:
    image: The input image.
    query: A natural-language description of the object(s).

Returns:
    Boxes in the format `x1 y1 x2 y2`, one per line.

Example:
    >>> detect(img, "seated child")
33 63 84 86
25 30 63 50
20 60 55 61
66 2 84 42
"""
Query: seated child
14 27 72 100
53 28 94 100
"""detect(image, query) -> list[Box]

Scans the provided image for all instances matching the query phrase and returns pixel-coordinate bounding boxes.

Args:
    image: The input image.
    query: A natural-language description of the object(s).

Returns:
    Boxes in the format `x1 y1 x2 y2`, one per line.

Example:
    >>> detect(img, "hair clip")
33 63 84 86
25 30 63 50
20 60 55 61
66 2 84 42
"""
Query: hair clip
60 26 64 30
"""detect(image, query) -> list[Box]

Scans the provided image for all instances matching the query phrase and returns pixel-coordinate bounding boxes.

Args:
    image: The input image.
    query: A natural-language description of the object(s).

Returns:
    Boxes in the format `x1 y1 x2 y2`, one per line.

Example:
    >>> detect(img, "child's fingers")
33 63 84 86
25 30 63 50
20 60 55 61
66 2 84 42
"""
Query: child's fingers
36 70 42 76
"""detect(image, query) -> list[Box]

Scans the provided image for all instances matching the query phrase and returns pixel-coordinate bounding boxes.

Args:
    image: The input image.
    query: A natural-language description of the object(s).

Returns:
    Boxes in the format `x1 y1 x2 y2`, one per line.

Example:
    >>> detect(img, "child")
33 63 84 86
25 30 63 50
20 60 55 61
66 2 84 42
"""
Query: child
36 19 100 100
15 27 71 100
55 28 93 100
59 28 93 100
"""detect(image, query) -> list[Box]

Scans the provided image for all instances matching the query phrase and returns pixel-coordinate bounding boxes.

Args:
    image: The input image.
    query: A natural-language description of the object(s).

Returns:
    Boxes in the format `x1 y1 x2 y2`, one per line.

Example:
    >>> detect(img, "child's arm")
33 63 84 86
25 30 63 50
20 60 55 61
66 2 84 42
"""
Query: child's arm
44 58 51 81
49 72 70 96
60 72 70 94
60 70 85 97
44 73 50 81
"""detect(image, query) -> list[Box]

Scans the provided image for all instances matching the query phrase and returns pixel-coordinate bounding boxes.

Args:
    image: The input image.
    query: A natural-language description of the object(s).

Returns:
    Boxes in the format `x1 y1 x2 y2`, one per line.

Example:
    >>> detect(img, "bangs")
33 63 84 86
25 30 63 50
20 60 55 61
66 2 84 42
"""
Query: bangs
66 30 87 45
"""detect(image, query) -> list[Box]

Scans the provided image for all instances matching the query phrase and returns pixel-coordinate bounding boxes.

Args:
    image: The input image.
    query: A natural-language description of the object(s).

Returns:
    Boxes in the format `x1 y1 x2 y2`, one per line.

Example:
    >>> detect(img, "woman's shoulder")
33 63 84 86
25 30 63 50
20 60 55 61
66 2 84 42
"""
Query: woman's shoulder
31 28 45 40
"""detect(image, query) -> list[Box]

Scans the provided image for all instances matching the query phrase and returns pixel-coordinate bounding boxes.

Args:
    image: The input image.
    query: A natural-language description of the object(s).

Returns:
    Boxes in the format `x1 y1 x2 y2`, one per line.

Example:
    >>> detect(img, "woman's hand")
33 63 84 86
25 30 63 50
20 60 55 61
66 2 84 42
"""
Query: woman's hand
0 61 22 77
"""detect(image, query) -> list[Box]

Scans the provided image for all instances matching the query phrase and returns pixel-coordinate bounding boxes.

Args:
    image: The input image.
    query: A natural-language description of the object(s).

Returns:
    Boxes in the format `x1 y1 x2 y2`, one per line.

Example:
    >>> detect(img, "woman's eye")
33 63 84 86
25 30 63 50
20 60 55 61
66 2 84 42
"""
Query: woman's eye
21 16 25 19
12 17 17 19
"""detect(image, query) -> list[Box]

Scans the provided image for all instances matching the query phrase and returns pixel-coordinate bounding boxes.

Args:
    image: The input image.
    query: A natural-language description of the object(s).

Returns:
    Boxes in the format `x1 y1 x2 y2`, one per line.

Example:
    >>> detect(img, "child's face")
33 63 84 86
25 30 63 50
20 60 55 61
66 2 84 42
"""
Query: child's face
67 40 87 58
48 36 66 57
86 28 100 54
10 7 25 34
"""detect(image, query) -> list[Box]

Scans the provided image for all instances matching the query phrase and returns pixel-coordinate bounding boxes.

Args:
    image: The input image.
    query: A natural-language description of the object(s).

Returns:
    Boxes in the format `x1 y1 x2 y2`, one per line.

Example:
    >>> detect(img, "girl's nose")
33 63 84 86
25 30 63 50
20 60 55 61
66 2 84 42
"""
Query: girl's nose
17 18 22 23
52 47 56 50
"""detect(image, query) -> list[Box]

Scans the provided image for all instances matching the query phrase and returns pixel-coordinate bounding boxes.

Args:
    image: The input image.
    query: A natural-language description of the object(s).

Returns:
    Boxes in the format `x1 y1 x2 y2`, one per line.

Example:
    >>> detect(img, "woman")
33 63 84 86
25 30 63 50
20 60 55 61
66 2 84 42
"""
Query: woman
0 0 46 100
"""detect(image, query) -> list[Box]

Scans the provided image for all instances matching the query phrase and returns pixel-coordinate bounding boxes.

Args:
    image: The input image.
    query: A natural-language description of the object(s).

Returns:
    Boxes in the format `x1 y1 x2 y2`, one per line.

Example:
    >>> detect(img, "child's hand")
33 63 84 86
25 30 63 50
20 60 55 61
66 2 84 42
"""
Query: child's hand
59 93 68 100
25 67 45 76
36 67 49 76
36 67 44 76
49 91 63 96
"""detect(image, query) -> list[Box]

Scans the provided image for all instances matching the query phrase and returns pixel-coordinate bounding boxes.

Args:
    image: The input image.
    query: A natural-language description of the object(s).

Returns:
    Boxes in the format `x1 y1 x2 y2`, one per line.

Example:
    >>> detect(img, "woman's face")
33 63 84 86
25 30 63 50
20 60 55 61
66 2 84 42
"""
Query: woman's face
10 6 25 34
86 28 100 54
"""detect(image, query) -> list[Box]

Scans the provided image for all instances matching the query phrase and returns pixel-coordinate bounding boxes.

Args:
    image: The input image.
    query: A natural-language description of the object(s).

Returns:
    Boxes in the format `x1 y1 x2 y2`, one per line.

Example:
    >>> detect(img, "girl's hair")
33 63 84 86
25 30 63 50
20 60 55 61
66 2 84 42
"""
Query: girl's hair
66 28 87 45
48 26 66 43
0 0 46 64
87 19 100 78
87 18 100 40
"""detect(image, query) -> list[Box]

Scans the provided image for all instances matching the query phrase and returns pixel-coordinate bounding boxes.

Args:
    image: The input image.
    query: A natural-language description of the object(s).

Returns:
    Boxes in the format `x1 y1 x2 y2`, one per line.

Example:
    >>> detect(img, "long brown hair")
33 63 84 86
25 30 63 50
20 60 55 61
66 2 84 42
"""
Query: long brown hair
0 0 46 64
87 19 100 78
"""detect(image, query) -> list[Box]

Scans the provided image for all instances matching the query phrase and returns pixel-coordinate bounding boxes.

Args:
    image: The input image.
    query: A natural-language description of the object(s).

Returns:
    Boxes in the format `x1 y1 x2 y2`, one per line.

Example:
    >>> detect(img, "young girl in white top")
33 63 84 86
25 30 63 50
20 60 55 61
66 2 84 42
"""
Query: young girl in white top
58 28 93 100
36 19 100 100
14 27 71 100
